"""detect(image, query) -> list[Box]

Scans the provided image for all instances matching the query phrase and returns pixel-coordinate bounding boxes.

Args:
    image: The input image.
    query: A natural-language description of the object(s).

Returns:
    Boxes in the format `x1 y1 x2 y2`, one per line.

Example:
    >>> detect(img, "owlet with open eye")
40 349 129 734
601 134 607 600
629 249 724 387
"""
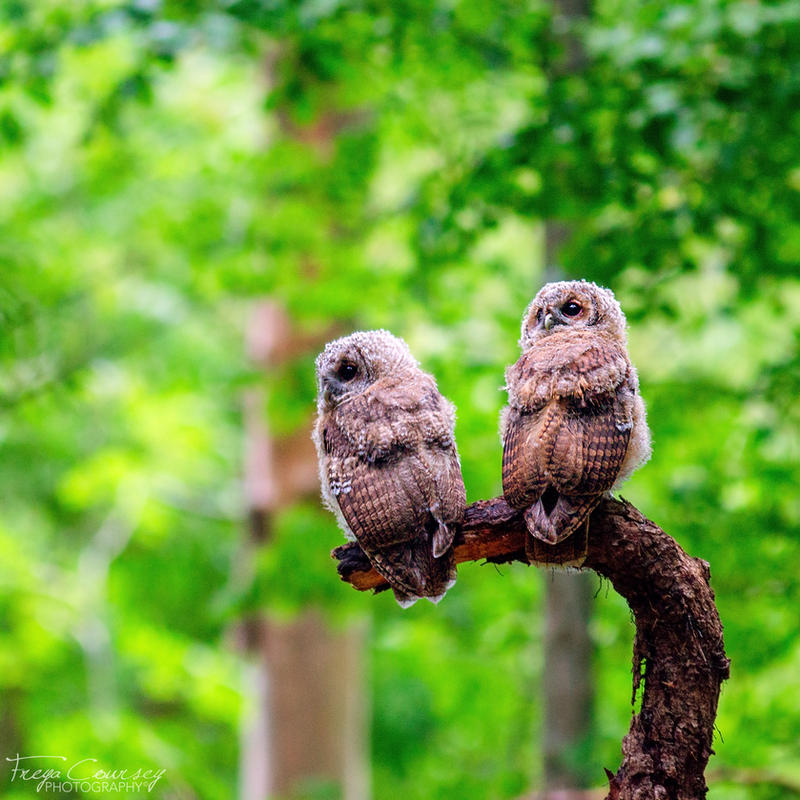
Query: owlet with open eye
501 281 651 564
313 330 467 607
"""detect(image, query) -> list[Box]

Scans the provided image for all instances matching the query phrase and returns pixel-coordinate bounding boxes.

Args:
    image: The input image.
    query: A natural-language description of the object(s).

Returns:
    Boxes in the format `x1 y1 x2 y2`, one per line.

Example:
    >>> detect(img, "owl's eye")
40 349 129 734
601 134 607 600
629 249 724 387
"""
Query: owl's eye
536 308 543 322
336 362 358 381
563 301 582 317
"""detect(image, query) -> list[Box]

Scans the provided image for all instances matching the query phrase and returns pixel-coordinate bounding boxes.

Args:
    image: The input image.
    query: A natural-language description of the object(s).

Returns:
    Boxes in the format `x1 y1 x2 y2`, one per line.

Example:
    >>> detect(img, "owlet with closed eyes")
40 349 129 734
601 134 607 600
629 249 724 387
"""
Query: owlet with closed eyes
501 280 651 563
313 330 466 607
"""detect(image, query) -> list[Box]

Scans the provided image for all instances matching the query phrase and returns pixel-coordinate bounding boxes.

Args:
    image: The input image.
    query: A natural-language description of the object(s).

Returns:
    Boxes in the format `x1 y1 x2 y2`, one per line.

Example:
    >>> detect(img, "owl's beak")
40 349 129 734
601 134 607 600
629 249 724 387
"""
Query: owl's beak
544 312 556 331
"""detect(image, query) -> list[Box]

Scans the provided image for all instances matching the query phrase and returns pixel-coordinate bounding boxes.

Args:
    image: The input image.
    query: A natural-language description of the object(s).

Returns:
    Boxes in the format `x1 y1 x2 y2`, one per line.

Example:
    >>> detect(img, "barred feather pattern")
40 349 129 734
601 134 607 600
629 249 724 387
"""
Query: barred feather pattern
314 331 466 607
502 281 651 557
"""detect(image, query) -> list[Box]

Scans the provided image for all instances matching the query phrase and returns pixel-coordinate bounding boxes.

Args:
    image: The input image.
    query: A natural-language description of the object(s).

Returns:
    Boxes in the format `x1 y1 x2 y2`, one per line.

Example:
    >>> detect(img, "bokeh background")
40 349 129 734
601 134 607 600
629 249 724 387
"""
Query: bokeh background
2 1 799 798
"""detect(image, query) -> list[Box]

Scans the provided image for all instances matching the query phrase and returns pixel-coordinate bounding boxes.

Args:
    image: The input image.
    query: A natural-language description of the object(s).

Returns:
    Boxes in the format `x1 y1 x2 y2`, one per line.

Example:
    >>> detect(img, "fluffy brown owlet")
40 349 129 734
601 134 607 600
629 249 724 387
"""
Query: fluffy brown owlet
313 330 467 607
501 280 651 563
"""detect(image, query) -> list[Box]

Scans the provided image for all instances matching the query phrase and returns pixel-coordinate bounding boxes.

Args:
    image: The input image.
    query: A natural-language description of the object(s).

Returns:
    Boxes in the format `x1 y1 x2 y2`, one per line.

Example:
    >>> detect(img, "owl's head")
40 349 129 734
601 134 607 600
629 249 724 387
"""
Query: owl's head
519 280 626 349
315 329 418 409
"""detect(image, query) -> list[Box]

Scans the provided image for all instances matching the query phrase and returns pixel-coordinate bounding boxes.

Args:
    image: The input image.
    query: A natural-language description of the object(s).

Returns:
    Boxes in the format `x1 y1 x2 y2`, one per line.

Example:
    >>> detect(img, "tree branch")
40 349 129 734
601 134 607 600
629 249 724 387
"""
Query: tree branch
331 496 730 800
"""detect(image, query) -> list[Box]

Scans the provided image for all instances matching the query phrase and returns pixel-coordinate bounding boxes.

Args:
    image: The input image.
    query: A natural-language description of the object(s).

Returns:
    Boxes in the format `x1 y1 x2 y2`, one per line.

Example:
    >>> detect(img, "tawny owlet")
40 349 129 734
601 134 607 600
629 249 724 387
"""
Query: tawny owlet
501 280 651 563
313 330 466 607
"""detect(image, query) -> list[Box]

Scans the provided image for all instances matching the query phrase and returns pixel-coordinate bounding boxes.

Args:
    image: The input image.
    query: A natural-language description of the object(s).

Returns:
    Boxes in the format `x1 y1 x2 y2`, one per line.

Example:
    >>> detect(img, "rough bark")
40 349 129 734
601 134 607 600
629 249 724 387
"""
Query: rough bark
332 497 730 800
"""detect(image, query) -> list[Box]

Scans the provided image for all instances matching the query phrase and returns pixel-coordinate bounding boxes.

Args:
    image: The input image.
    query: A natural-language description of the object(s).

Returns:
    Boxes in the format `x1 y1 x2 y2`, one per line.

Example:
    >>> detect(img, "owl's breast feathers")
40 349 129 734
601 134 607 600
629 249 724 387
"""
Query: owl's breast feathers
505 332 633 411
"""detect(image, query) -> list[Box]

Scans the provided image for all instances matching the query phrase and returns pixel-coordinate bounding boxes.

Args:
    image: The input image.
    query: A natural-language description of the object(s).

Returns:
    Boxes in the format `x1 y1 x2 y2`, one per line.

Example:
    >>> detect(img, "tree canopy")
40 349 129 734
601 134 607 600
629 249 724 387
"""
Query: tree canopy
1 1 799 798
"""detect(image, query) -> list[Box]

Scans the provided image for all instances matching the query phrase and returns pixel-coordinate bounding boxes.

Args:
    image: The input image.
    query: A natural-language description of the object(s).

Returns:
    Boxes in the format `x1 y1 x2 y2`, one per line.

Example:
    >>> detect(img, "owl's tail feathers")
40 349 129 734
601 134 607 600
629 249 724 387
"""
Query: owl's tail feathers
392 589 420 608
432 520 456 559
523 491 599 566
369 539 457 609
423 549 457 604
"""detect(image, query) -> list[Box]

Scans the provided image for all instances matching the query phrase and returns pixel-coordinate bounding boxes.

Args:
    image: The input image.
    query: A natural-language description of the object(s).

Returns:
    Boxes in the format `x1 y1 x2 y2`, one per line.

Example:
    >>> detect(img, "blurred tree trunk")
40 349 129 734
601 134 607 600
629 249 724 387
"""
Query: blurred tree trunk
540 230 596 796
541 0 595 790
0 688 23 784
238 301 369 800
263 614 368 800
542 570 595 793
236 40 375 797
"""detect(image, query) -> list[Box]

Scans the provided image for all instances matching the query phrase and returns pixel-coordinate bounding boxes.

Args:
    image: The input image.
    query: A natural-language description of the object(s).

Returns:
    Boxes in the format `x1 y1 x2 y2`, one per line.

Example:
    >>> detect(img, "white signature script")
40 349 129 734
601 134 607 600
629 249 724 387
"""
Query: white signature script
6 754 166 792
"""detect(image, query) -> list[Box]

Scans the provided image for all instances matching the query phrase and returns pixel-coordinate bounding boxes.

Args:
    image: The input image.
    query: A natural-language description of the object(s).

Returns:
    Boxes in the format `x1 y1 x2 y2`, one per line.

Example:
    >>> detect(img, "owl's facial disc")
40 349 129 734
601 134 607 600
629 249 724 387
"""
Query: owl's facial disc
540 297 587 331
522 288 598 347
321 352 369 406
521 281 624 349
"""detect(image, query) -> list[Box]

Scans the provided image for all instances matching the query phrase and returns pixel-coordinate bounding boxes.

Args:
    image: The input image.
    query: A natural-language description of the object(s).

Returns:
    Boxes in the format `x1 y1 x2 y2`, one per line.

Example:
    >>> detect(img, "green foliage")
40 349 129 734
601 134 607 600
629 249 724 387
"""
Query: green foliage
2 0 799 798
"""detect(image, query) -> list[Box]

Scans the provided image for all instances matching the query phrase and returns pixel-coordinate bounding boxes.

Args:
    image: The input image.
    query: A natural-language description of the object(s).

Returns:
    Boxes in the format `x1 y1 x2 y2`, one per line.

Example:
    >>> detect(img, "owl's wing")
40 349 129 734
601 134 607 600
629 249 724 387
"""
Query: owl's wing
322 422 425 548
503 333 638 547
548 394 632 496
322 417 464 600
502 404 551 509
503 393 632 544
417 442 466 557
503 333 633 497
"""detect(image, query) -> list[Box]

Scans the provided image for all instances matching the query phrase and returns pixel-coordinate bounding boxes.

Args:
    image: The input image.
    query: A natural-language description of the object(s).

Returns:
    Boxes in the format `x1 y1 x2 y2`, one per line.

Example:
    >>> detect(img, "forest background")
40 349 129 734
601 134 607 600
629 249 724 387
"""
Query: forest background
1 0 799 798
